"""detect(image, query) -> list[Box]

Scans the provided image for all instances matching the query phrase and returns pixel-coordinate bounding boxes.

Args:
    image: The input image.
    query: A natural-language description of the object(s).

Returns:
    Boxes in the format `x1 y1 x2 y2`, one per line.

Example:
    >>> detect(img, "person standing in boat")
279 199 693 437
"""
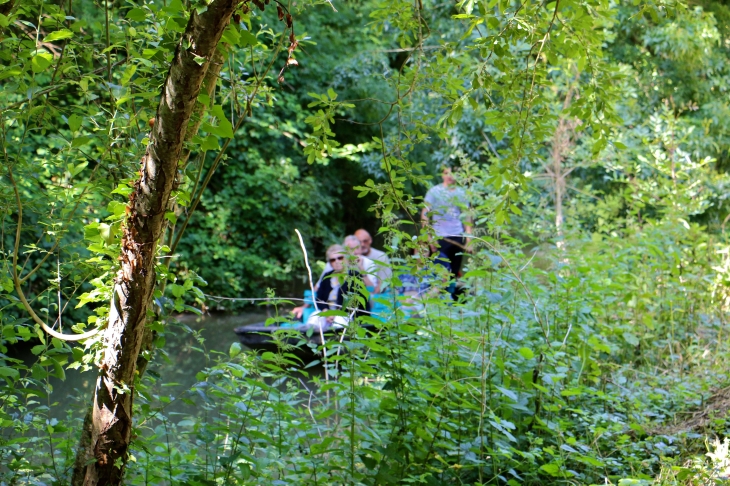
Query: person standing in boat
314 244 371 322
355 228 392 288
421 164 472 293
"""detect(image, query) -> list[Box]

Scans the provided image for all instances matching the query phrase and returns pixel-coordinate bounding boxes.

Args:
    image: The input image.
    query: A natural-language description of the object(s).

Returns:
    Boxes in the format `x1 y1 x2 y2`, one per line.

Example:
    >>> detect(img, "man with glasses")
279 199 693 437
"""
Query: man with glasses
354 228 392 287
341 235 379 291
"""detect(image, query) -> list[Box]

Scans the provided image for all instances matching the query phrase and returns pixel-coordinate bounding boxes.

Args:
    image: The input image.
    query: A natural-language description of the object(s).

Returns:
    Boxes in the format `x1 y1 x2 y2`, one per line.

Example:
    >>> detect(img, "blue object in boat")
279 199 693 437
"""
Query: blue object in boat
302 289 315 323
370 291 392 321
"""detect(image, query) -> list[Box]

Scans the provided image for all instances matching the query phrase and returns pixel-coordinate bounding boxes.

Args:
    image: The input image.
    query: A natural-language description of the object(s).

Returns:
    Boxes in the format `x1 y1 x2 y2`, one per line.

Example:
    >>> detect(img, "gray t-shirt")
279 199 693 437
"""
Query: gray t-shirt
424 184 468 237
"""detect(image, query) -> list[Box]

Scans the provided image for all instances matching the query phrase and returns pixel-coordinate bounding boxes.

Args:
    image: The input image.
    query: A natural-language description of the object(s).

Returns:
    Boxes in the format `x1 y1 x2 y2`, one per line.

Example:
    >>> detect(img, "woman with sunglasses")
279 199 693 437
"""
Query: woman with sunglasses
314 244 371 323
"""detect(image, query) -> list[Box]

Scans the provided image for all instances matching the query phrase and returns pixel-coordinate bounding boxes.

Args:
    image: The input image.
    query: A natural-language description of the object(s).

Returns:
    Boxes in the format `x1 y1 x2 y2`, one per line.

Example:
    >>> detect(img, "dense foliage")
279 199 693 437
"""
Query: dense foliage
3 0 730 483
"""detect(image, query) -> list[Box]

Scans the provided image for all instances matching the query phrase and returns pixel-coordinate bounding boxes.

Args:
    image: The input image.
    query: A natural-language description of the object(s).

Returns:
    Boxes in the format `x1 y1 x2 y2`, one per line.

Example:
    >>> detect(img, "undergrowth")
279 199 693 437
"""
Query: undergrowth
3 216 730 485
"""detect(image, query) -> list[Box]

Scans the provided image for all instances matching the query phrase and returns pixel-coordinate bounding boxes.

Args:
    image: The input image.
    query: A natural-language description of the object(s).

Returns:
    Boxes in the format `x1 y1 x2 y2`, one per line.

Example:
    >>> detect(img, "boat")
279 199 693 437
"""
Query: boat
233 320 379 357
233 290 385 356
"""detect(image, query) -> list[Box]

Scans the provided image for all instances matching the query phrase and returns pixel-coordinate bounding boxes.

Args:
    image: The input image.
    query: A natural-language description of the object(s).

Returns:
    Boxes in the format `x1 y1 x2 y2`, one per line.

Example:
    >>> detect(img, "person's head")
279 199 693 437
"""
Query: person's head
343 235 362 255
441 166 456 186
326 244 345 273
354 229 372 255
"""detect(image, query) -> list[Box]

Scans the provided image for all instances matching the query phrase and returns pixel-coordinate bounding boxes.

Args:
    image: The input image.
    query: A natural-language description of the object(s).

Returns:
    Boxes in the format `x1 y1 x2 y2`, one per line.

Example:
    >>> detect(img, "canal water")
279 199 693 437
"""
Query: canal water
19 310 270 420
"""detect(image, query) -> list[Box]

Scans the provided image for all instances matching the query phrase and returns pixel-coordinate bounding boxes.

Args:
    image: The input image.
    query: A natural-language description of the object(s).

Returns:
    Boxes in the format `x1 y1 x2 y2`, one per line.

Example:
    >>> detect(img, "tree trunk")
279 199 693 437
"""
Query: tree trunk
548 83 577 252
71 2 239 484
134 47 225 382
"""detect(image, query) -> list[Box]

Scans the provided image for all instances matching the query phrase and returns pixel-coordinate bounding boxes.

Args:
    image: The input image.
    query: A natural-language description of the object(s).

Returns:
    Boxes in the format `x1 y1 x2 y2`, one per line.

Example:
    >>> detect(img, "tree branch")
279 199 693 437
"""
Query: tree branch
7 165 100 341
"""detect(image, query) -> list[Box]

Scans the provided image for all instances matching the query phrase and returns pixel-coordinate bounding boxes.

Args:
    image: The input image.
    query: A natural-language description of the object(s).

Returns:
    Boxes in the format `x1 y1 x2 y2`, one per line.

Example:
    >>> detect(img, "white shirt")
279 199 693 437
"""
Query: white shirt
362 247 392 286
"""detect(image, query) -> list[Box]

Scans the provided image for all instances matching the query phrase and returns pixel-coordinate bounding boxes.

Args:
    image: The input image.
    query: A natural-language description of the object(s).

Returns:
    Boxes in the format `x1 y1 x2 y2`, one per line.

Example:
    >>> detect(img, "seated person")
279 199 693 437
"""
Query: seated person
313 244 371 324
292 237 379 320
315 235 379 291
286 290 315 324
397 248 439 315
355 228 392 287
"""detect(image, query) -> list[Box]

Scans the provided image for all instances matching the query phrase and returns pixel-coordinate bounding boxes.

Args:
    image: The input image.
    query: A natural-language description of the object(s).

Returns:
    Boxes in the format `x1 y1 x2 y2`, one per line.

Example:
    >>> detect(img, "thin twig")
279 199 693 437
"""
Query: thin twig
295 229 318 313
6 166 99 341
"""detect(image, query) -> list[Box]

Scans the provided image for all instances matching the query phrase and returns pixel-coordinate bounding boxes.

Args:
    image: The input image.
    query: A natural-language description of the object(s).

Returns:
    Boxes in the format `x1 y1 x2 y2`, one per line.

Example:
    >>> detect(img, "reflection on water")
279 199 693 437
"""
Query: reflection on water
151 311 269 387
41 311 269 419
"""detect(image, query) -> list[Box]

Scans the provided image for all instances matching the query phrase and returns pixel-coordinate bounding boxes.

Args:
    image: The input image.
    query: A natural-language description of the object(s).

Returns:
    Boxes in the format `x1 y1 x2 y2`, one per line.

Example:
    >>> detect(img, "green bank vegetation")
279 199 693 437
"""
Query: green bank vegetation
2 0 730 484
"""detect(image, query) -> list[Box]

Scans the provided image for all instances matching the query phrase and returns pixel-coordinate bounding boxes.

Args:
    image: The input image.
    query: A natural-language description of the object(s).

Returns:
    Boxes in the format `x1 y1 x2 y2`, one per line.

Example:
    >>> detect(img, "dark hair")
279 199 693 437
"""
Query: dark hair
437 159 457 171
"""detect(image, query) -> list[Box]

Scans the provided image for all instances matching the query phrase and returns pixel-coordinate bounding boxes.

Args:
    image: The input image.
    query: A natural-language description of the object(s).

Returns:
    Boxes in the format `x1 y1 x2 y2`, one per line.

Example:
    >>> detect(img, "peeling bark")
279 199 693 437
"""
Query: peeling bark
136 47 226 379
71 2 240 484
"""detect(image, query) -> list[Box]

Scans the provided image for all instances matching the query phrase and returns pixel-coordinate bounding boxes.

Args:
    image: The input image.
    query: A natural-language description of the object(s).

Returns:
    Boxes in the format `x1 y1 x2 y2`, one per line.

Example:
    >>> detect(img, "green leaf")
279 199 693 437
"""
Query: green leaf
221 24 240 46
0 367 19 380
98 223 119 245
126 8 146 21
120 64 137 86
209 105 234 138
622 332 640 346
68 161 88 177
111 184 133 197
229 342 242 359
32 52 54 73
1 276 14 293
52 360 66 380
197 93 210 106
540 463 561 476
43 29 73 42
675 468 693 481
71 135 92 147
518 347 534 359
169 284 185 298
199 134 219 151
239 30 258 47
496 385 517 401
67 114 82 133
107 201 127 219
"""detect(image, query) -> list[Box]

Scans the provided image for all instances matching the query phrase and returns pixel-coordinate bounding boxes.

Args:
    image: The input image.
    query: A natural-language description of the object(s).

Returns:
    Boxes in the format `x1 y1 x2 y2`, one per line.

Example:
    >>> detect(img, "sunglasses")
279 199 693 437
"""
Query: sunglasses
328 256 345 263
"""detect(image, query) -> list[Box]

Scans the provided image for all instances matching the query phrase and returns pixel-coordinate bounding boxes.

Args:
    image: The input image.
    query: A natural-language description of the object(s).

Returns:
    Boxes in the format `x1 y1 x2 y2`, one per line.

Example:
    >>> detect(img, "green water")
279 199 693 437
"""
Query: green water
34 311 269 420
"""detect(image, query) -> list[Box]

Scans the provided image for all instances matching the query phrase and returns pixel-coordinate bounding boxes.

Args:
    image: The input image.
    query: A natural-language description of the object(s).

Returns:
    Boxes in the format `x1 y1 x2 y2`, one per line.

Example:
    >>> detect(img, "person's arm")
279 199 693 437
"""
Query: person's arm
421 206 429 227
422 206 437 254
464 216 474 251
461 190 474 252
365 260 380 293
376 253 392 287
356 257 377 290
315 275 331 311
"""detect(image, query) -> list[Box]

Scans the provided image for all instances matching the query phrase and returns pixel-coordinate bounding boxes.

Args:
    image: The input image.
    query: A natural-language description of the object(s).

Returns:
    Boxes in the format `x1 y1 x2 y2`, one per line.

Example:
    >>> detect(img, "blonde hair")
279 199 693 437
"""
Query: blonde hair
326 244 345 260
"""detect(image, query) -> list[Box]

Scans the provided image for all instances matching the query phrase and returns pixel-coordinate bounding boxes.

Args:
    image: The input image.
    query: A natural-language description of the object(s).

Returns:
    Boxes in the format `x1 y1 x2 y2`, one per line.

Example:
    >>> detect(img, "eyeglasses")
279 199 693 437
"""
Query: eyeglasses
328 256 345 263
